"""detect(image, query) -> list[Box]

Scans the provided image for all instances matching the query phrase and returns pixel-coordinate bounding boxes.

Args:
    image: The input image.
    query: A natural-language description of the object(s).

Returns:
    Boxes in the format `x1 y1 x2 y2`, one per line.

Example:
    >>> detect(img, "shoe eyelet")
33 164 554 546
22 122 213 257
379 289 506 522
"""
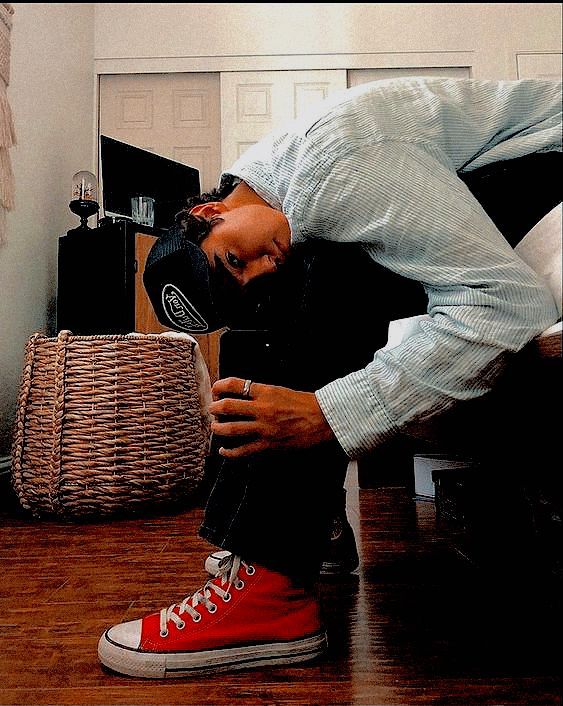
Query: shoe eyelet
245 565 255 576
177 620 186 630
222 592 232 603
192 613 202 623
160 629 169 638
207 603 217 614
235 579 245 590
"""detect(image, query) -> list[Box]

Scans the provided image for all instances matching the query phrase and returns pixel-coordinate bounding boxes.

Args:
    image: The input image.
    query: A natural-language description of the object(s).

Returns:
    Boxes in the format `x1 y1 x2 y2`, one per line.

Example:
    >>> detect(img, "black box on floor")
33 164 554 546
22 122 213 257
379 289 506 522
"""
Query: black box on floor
433 465 563 585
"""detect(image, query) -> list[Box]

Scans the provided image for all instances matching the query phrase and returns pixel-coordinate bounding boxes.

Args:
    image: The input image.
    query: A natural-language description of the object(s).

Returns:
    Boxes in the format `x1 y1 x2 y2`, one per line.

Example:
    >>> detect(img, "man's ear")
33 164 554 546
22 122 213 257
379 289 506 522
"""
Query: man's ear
190 202 228 218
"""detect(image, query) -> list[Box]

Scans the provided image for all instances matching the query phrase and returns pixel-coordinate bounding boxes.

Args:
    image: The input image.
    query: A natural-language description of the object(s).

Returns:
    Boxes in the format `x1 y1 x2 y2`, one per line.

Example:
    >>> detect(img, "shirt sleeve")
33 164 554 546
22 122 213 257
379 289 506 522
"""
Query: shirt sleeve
297 141 559 458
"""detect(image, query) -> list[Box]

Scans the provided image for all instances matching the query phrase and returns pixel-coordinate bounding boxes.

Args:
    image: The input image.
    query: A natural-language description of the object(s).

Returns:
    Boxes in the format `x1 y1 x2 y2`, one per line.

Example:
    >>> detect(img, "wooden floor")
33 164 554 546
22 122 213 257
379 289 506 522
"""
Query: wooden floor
0 473 560 706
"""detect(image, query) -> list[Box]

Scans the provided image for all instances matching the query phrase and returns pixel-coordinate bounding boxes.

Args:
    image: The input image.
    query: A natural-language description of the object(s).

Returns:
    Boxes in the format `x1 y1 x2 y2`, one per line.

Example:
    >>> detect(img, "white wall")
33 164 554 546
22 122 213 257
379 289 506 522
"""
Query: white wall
0 2 560 456
0 3 95 455
94 3 562 79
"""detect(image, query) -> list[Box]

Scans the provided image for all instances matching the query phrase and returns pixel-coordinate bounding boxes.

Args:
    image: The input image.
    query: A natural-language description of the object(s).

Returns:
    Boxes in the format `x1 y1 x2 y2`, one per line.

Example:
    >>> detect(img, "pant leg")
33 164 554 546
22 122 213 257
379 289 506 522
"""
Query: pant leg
199 245 427 583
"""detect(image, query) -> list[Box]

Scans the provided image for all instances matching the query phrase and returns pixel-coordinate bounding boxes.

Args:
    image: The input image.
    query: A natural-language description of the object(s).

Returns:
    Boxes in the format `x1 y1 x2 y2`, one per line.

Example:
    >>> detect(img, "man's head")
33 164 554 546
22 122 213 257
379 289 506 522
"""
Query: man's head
177 176 291 287
143 177 291 333
188 201 290 287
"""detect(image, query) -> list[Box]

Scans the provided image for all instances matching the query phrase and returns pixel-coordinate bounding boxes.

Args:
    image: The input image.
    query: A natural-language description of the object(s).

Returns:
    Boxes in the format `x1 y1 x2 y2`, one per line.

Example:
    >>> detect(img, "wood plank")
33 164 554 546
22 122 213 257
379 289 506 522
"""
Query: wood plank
0 487 560 705
134 232 169 334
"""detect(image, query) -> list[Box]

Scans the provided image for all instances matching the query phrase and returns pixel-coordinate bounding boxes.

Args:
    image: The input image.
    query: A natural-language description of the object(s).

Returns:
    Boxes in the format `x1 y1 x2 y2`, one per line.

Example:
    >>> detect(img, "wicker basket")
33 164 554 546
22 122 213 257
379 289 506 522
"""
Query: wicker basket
11 330 210 518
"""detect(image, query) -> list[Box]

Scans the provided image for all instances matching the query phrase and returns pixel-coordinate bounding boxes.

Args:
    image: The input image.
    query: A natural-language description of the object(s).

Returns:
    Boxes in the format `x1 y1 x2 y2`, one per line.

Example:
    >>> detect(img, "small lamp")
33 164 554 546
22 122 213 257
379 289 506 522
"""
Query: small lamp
69 171 99 231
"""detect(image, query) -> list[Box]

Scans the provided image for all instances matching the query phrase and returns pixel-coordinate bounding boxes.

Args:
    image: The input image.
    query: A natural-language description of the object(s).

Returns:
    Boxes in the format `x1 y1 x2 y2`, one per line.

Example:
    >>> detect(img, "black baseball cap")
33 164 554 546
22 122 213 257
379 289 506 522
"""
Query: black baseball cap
143 226 232 333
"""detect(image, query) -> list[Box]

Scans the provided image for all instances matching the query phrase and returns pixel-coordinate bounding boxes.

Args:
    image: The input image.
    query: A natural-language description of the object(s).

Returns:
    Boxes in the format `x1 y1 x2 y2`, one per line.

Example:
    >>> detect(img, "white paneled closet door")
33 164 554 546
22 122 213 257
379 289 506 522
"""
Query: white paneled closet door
220 70 347 171
99 72 221 194
348 66 471 87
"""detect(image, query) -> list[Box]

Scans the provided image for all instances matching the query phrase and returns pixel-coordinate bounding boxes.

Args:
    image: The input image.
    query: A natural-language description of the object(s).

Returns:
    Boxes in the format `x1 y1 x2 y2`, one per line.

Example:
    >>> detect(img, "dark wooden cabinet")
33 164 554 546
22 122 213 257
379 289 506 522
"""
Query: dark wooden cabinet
57 220 160 334
57 220 221 380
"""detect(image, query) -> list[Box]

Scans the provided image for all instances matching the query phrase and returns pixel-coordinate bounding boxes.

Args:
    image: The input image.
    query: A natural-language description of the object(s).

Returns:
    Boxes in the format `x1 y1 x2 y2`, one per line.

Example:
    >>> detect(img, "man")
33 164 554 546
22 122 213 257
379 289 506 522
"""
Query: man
98 77 561 678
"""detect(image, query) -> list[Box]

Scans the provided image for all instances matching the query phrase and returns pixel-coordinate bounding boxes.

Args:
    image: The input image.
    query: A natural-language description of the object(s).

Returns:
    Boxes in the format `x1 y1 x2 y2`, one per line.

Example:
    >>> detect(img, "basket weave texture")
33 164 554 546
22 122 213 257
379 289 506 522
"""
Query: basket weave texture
11 331 209 518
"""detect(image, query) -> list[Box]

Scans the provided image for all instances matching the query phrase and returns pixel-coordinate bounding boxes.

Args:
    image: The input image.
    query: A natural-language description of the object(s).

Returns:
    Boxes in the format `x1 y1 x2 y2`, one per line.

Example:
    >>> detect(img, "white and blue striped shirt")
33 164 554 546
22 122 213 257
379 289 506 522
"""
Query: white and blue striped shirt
223 78 561 458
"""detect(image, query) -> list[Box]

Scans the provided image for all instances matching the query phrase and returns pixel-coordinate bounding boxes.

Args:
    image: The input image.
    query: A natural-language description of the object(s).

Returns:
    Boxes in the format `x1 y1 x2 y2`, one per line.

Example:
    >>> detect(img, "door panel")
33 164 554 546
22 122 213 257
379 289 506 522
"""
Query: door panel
220 70 347 170
516 53 562 80
348 66 471 87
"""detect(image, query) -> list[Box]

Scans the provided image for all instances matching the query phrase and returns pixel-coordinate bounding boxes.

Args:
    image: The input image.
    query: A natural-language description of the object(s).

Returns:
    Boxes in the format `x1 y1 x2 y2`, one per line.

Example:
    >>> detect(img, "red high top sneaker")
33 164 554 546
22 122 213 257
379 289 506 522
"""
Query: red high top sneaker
98 551 327 678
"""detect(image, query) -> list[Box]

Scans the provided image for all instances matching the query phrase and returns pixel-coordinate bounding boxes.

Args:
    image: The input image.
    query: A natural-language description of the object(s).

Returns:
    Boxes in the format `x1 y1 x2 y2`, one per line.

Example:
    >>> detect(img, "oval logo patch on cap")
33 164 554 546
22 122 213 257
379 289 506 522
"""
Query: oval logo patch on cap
161 284 209 332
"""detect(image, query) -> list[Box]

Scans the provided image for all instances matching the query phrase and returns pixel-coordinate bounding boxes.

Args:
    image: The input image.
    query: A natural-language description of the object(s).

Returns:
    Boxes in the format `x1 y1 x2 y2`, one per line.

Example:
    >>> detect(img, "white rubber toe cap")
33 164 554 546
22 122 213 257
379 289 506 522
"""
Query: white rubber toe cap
106 619 143 649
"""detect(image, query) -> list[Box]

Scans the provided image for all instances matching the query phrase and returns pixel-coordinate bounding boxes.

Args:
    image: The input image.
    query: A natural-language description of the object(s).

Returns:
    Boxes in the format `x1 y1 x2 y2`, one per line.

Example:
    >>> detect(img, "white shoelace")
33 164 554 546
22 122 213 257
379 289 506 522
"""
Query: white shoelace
158 554 255 637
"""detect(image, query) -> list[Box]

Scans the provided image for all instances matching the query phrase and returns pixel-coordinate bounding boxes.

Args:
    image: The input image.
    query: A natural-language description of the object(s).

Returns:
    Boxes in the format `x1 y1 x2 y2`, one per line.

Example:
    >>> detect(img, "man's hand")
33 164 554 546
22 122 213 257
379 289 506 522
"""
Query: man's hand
209 376 335 458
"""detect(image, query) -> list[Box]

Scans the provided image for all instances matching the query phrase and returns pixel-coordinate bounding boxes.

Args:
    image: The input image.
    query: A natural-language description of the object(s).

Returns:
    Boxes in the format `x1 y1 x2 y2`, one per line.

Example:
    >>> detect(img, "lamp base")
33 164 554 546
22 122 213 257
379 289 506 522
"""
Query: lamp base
68 199 99 232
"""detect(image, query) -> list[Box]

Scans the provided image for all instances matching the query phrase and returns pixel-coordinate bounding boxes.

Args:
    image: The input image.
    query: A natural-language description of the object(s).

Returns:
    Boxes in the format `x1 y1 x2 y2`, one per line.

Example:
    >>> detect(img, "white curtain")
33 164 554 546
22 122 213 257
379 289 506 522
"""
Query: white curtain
0 3 15 245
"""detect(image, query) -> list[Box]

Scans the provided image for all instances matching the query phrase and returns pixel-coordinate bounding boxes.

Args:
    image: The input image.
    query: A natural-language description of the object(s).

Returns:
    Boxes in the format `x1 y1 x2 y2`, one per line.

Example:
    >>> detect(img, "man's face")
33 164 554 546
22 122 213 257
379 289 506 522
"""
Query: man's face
198 204 291 287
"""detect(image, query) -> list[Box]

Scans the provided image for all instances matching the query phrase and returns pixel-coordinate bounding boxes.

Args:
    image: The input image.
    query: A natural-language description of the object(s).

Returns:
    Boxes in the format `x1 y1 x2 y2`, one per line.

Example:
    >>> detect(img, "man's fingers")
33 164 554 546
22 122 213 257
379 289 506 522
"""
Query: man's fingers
218 440 268 458
211 377 247 401
211 419 258 437
209 397 254 417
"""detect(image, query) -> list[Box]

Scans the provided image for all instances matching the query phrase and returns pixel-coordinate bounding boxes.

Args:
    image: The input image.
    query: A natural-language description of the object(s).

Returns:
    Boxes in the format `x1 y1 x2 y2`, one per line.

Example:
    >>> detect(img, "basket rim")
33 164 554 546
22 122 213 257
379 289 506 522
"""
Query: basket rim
37 330 199 343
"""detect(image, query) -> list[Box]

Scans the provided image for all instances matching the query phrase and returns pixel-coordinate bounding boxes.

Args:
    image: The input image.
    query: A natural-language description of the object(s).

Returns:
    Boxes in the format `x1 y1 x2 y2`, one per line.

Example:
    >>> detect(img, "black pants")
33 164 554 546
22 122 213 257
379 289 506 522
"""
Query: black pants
199 152 561 584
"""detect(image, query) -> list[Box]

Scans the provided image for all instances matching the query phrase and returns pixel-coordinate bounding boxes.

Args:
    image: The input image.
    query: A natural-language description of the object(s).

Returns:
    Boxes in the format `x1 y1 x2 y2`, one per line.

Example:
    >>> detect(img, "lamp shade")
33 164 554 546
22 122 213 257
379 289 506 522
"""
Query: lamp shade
71 171 97 202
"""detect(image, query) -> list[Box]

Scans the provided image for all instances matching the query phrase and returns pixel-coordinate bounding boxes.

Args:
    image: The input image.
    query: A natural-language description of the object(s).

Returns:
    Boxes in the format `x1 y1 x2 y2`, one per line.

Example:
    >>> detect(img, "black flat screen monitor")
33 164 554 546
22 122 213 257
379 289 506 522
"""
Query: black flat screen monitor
100 135 201 231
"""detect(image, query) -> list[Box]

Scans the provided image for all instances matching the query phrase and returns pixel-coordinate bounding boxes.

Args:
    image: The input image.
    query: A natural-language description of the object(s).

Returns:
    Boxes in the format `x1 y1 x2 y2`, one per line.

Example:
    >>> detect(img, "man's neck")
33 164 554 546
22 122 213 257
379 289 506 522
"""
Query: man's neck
223 181 273 209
